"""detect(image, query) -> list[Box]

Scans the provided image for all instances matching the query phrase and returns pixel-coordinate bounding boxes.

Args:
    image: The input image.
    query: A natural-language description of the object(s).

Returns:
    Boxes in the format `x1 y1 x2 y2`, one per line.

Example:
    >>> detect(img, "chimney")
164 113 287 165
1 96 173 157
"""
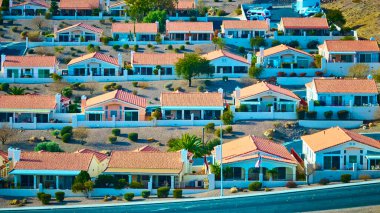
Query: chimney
55 93 62 113
1 54 5 67
13 148 21 164
130 50 135 65
7 147 14 160
247 53 252 63
81 95 87 112
155 21 159 32
117 53 123 67
235 87 241 99
180 149 188 162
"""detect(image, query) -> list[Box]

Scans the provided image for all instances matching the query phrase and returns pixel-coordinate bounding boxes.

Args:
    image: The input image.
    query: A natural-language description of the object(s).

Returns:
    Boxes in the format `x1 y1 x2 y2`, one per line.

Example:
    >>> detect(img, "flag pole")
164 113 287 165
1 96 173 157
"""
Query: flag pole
220 124 223 197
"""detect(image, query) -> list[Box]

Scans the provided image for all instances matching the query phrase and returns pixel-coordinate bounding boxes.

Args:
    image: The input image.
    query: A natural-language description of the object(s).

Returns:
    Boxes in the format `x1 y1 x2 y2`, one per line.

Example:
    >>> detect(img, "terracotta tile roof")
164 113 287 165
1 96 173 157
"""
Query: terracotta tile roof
311 79 378 94
301 127 380 152
256 44 313 57
13 152 94 171
220 135 297 164
109 1 126 8
0 150 8 160
166 21 213 33
177 0 195 10
112 23 158 34
132 53 184 65
235 82 300 100
68 52 119 66
59 0 99 9
281 17 329 29
160 92 224 107
76 149 108 162
57 23 103 34
202 50 249 64
107 151 184 172
85 90 147 108
133 145 161 152
322 40 380 52
0 95 56 110
222 20 269 30
11 0 49 8
3 56 57 67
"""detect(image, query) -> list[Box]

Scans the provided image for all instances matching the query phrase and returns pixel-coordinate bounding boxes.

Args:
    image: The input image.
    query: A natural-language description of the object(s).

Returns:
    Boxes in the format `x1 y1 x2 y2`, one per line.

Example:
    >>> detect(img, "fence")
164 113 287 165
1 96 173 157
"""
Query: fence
276 77 335 86
298 120 363 129
311 170 380 183
215 180 306 188
234 112 297 121
325 62 380 77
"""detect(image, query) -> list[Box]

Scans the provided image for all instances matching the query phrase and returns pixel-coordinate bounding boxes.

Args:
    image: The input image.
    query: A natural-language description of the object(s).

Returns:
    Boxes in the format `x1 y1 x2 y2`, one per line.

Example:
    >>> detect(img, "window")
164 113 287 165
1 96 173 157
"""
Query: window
359 53 372 63
323 156 340 170
349 155 357 163
74 68 86 76
104 68 116 76
88 114 102 121
234 66 248 73
125 111 138 121
7 69 19 78
340 55 353 62
331 96 343 106
38 69 50 78
354 96 369 106
36 114 48 123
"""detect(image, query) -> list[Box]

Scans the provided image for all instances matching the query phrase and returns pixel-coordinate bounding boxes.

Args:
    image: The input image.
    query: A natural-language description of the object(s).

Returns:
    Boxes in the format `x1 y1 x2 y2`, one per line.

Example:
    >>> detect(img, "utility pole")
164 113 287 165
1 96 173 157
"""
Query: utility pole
220 124 223 197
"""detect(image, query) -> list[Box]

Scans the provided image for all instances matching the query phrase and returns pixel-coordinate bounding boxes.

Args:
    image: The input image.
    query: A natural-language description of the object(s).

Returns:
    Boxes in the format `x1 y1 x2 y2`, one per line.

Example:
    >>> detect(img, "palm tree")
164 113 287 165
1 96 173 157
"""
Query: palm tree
8 86 26 95
168 133 203 157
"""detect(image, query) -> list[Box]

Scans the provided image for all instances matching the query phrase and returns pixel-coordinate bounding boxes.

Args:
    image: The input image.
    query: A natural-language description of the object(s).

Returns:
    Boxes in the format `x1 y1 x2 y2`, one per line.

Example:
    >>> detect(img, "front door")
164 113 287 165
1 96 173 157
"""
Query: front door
110 110 118 120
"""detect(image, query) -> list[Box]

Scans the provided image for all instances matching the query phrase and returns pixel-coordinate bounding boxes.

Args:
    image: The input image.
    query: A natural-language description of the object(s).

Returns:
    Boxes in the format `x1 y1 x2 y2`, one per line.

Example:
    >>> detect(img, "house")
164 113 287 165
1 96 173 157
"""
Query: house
174 0 196 17
166 21 213 41
66 52 122 77
81 90 147 121
213 135 298 183
306 78 379 120
9 0 49 16
107 1 127 17
232 82 300 120
103 149 192 189
54 23 103 42
130 52 184 76
59 0 101 16
301 127 380 171
278 17 330 36
8 149 105 189
0 93 67 123
221 20 269 38
1 55 58 79
112 23 159 42
202 50 251 76
160 91 224 121
133 145 161 152
75 149 109 174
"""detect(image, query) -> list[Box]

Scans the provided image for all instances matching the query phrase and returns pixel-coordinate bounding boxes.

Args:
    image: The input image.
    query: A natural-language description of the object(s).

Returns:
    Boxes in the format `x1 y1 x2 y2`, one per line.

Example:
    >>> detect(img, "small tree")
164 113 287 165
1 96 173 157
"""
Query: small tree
221 110 234 125
175 53 213 87
348 64 370 79
72 171 93 198
250 36 266 52
0 124 16 145
49 0 59 15
305 163 317 185
248 66 263 79
73 127 88 145
32 17 45 30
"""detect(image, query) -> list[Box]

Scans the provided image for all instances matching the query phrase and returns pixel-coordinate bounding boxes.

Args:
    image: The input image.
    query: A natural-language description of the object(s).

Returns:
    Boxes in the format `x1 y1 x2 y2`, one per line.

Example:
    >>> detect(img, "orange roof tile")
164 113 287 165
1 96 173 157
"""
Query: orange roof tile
256 44 313 57
76 149 108 162
160 92 224 107
235 82 300 100
222 20 269 30
322 40 380 52
85 90 147 108
220 135 297 164
0 95 56 110
68 52 118 66
301 127 380 152
133 145 161 152
166 21 213 33
109 1 126 8
176 0 195 10
3 56 57 67
112 23 158 34
132 53 184 65
281 17 329 29
13 152 94 171
107 151 183 172
59 0 99 9
202 50 249 64
0 150 8 160
57 23 103 34
311 79 378 94
11 0 49 8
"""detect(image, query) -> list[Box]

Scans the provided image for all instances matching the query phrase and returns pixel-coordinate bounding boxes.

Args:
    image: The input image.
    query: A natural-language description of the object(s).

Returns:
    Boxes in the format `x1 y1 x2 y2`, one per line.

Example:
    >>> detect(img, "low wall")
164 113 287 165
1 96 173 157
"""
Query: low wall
215 181 306 188
310 106 378 121
260 68 321 78
271 36 346 49
298 120 363 129
51 113 75 123
311 170 380 183
325 63 380 77
28 41 101 48
234 112 297 121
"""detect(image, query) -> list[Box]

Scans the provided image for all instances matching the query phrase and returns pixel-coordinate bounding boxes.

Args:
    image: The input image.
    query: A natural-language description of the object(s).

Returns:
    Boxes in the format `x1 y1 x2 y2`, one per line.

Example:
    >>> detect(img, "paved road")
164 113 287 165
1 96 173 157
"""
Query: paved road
0 42 26 55
3 182 380 213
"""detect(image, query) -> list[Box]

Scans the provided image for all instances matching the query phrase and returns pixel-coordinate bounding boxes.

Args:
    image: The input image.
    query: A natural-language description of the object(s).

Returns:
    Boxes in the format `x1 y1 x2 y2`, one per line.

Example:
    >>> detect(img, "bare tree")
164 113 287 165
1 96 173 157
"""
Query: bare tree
348 64 370 79
50 81 70 94
32 17 46 30
73 127 89 145
0 124 16 145
305 163 318 185
86 82 97 95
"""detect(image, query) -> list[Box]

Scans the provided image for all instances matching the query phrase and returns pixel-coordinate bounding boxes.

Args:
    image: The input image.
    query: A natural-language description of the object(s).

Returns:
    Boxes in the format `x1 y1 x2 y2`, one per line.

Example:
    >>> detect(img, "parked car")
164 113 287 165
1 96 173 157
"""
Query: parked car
246 14 265 21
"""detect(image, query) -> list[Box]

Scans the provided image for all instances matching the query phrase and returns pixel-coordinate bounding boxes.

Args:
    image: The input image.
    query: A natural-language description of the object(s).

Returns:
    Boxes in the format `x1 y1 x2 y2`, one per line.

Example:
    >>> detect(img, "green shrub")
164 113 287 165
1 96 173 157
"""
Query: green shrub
214 128 224 138
37 192 45 201
174 48 180 53
60 127 73 137
287 40 299 48
123 44 129 49
40 193 51 205
324 111 333 120
132 81 138 87
197 85 205 92
235 8 242 15
238 46 245 54
168 44 173 50
55 192 65 202
112 128 121 136
225 125 233 134
157 186 170 198
179 45 185 50
108 135 117 144
128 133 138 142
271 40 281 47
307 40 319 49
45 12 52 19
286 181 297 188
221 110 234 125
341 174 351 183
173 189 182 198
248 182 262 191
134 44 139 51
113 45 121 51
61 87 73 98
319 178 330 185
205 123 215 133
124 193 134 201
147 43 153 48
297 108 306 120
337 110 349 120
306 111 317 120
142 190 150 198
129 181 144 189
62 133 72 143
238 104 248 112
0 83 10 91
248 66 263 78
114 178 127 189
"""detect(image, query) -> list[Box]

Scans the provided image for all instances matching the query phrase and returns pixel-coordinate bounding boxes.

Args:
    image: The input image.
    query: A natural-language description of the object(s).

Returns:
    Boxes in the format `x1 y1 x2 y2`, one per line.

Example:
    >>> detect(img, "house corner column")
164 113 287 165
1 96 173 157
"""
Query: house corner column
244 168 249 181
56 176 59 189
259 167 263 182
170 176 175 189
292 166 296 181
33 175 37 189
14 175 18 188
128 175 132 184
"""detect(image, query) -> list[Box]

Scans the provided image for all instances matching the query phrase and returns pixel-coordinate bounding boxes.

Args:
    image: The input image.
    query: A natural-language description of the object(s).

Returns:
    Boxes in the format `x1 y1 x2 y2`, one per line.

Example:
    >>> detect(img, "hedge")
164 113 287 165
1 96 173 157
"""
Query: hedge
55 191 65 202
128 133 138 142
62 133 72 143
40 194 51 205
341 174 351 183
157 186 170 198
173 189 182 198
129 181 144 189
112 128 121 136
124 193 134 201
142 190 150 198
248 182 262 191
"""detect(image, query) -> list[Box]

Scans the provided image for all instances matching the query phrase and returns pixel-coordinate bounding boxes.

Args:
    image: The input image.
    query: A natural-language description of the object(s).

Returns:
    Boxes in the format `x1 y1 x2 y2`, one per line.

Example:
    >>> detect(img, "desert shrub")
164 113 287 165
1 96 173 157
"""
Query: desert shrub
341 174 351 183
319 178 330 185
235 8 242 15
359 174 371 181
299 72 306 77
286 181 297 188
168 44 173 50
315 71 323 77
271 40 281 47
45 12 52 19
37 192 45 201
197 85 205 92
230 187 238 193
248 182 262 191
307 40 319 49
173 189 182 198
277 72 286 77
142 190 150 198
225 125 233 134
61 87 73 98
132 81 138 87
124 193 134 201
157 186 170 198
55 192 65 202
108 135 117 144
112 128 121 136
132 90 138 95
123 44 129 49
174 48 180 53
289 72 297 77
214 128 224 137
133 44 139 51
113 45 121 51
337 110 349 120
264 129 274 138
129 181 144 189
216 9 226 16
40 193 51 205
306 111 317 120
128 133 138 141
179 45 185 50
0 83 10 92
221 110 234 125
164 83 173 90
60 126 72 136
62 133 72 143
324 111 333 120
205 123 215 133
